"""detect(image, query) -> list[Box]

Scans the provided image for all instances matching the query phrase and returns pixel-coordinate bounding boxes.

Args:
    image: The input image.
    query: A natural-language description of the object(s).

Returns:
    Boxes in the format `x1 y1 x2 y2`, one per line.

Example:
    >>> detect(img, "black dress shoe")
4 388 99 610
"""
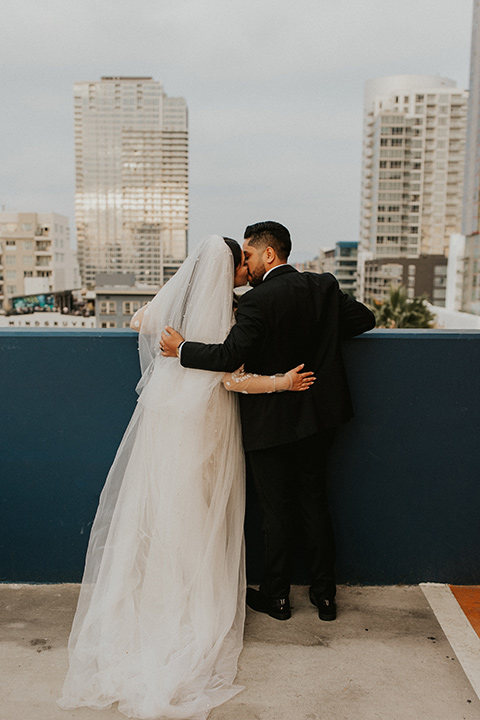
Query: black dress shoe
309 589 336 621
246 587 291 621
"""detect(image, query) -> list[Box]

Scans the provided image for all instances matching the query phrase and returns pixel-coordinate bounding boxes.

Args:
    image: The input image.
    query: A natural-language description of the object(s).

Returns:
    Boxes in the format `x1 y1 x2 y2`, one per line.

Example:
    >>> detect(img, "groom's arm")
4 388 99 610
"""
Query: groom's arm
182 293 264 372
338 287 376 339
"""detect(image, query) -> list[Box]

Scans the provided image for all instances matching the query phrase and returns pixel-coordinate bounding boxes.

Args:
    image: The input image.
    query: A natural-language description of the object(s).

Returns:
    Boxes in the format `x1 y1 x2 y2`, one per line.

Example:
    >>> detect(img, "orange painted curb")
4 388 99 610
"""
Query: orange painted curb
450 585 480 639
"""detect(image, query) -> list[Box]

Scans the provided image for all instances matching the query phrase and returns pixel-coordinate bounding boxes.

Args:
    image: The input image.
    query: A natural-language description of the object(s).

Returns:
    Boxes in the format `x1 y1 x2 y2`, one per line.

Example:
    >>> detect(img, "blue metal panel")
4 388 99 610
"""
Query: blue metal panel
0 330 140 582
1 329 479 584
330 329 480 585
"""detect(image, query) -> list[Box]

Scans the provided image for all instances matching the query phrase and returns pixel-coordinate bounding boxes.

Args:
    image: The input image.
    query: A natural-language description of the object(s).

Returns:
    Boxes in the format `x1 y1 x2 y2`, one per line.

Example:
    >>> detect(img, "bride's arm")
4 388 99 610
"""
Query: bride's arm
222 364 315 394
130 302 150 332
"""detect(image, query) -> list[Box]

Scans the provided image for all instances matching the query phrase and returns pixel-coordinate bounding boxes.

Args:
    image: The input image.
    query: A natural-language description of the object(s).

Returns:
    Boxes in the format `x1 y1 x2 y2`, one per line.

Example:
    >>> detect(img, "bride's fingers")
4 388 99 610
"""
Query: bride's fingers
291 364 305 373
289 365 315 378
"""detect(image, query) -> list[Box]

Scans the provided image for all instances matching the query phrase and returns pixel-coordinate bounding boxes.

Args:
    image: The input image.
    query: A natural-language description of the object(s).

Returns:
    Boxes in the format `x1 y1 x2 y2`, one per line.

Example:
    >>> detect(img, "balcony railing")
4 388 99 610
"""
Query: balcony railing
1 329 479 585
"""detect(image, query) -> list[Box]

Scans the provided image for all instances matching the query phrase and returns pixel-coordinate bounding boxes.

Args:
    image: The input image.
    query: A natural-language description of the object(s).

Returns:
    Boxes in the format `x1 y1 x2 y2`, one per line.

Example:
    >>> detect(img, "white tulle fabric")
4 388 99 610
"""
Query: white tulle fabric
59 236 246 720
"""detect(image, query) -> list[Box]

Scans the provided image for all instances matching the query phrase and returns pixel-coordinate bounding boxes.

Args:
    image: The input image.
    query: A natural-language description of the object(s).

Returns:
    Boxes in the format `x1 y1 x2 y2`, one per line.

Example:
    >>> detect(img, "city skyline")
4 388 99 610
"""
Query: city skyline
0 0 473 261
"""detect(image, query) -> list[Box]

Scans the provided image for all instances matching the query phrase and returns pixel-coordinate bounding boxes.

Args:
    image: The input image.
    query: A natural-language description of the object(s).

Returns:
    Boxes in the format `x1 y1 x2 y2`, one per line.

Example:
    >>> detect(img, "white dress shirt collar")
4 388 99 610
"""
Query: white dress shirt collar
263 264 289 281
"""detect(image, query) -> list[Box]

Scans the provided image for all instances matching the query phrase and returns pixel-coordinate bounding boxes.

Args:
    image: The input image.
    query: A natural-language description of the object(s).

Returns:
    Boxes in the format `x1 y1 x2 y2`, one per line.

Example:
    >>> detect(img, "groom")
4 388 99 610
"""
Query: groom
161 221 375 621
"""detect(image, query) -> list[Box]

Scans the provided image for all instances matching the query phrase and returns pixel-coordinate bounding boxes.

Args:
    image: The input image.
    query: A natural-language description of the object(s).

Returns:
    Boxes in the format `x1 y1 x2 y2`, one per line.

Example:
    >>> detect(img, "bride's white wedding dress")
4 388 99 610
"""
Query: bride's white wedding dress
59 237 246 720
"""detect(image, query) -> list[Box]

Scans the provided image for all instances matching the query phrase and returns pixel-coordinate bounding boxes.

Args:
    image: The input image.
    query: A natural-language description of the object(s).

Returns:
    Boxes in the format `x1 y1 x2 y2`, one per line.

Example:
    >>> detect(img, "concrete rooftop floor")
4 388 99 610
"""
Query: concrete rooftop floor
1 584 480 720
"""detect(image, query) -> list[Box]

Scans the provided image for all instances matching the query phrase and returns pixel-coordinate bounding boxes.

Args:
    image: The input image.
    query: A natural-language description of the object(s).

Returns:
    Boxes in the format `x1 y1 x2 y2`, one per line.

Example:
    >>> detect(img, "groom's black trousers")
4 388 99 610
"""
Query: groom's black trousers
247 429 336 601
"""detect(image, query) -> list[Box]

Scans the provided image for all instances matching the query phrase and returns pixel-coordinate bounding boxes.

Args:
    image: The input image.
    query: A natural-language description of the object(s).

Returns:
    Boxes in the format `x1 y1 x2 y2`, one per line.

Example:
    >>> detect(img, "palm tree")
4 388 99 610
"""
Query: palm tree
371 286 435 329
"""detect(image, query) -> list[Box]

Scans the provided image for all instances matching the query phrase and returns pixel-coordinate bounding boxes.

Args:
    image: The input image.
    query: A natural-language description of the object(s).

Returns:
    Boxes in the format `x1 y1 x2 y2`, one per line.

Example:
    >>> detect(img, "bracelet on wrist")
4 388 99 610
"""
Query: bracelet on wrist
274 373 290 392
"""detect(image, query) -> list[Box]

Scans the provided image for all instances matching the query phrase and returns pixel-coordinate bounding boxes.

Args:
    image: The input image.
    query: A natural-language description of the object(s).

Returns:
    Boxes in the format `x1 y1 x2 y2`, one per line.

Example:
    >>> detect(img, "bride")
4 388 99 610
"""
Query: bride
58 235 314 720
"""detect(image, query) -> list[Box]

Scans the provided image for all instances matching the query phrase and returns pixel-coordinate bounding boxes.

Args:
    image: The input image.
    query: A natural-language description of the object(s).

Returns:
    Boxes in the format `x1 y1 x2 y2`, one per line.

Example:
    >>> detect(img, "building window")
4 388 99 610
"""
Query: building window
6 240 16 247
100 321 117 328
24 271 33 277
123 300 141 315
7 285 17 294
123 321 132 328
6 255 16 265
6 270 17 279
99 300 117 314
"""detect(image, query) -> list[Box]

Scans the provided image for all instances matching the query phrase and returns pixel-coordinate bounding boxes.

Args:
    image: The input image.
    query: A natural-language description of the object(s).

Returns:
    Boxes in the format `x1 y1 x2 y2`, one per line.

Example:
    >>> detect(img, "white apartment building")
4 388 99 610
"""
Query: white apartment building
445 234 466 312
359 75 468 261
461 0 480 315
0 212 79 312
463 0 480 239
74 76 188 287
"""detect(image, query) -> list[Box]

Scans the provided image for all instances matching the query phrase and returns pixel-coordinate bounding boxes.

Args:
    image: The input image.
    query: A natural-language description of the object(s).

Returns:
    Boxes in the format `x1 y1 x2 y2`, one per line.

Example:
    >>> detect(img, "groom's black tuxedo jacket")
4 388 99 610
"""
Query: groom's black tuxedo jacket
181 265 375 451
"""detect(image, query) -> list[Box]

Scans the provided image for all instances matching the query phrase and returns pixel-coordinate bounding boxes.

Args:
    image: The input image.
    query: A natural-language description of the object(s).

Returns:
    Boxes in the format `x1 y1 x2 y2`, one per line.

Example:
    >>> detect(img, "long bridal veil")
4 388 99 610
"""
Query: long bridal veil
59 236 246 720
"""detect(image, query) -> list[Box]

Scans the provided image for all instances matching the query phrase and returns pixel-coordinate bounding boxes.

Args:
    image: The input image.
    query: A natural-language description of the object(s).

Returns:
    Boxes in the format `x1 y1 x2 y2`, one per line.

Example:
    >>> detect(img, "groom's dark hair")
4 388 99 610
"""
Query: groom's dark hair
244 221 291 261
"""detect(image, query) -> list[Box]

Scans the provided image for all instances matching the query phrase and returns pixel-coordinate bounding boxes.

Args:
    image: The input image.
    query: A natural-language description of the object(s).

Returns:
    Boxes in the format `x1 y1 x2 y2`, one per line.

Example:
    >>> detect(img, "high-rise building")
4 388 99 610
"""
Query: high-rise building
462 0 480 315
74 76 188 287
359 75 468 263
0 212 78 312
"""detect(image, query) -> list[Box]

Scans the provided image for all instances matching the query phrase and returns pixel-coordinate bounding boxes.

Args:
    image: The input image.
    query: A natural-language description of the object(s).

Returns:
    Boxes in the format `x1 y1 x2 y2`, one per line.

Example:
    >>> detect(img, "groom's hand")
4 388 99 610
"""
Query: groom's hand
160 326 185 357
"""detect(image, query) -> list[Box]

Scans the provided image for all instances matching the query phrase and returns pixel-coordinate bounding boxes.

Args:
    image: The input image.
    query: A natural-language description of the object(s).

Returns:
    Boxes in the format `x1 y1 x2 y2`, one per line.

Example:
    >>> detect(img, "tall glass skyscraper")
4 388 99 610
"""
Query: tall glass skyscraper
74 76 188 287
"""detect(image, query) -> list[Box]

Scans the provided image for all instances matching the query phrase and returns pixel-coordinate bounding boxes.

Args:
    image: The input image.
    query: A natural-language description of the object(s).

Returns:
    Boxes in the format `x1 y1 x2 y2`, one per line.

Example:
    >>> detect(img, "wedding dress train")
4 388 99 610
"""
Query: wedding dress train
59 237 246 720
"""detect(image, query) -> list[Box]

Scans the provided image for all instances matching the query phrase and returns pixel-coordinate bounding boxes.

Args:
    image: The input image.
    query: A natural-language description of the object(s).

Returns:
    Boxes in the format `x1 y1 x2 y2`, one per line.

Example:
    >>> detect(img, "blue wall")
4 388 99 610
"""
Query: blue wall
1 329 479 584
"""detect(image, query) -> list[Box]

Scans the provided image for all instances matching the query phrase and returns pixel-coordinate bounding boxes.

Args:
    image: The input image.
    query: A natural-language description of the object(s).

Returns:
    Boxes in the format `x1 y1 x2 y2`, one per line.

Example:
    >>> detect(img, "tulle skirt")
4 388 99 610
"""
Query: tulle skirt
59 360 246 719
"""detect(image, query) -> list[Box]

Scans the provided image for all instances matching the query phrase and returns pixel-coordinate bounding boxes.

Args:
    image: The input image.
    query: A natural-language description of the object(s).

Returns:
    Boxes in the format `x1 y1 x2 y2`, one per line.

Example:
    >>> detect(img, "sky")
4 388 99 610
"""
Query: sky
0 0 474 261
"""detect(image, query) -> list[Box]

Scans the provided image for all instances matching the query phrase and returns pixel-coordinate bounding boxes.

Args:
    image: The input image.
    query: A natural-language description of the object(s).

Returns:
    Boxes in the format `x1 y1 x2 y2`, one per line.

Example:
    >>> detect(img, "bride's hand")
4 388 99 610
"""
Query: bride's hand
285 364 315 392
160 326 185 357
